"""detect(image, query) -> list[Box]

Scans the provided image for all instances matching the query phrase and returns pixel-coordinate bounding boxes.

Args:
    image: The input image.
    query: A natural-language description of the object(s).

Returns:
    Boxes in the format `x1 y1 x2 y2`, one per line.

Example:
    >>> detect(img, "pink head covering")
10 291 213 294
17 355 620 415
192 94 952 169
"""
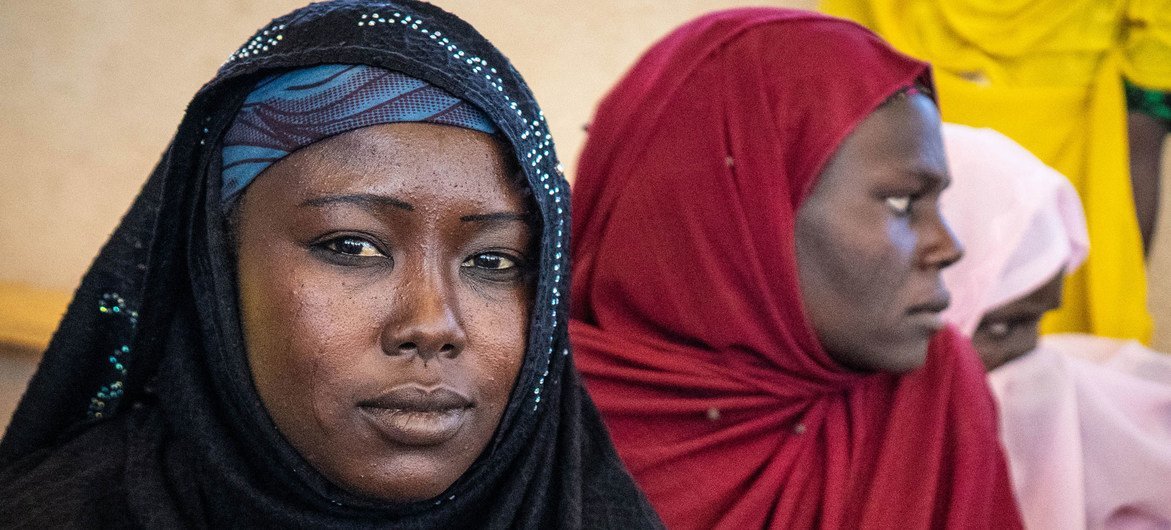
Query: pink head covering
939 123 1089 335
940 123 1171 529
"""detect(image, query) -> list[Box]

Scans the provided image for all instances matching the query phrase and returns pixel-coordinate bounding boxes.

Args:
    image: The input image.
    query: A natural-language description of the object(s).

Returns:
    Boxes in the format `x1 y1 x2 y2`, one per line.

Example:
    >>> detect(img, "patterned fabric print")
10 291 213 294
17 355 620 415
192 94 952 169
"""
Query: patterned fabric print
220 63 497 205
1125 78 1171 125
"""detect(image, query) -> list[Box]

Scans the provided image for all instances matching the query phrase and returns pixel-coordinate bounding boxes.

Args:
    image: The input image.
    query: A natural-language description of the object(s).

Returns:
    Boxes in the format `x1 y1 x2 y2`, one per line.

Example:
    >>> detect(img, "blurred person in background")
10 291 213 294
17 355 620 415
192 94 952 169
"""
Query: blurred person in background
941 123 1171 529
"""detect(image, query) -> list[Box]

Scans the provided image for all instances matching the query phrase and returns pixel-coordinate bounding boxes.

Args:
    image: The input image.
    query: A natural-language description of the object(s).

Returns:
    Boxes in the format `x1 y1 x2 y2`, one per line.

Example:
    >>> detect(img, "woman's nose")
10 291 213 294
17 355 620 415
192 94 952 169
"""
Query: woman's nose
921 210 964 269
381 273 466 362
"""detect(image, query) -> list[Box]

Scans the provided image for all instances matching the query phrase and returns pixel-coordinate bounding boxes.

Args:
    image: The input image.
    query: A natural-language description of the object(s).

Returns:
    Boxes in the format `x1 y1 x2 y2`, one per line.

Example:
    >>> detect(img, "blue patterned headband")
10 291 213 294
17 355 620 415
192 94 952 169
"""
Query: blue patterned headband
220 64 498 207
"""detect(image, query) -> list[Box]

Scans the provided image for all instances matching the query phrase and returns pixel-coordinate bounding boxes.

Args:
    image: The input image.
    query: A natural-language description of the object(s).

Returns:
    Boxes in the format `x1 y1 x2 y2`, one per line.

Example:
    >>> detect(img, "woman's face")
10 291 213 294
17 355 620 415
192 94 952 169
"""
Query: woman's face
971 271 1064 370
795 93 962 373
235 123 534 502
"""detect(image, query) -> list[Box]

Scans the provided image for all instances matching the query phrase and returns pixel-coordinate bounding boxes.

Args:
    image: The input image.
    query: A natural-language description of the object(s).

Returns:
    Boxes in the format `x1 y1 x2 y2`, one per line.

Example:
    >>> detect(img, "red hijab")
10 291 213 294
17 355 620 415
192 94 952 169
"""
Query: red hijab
569 9 1022 529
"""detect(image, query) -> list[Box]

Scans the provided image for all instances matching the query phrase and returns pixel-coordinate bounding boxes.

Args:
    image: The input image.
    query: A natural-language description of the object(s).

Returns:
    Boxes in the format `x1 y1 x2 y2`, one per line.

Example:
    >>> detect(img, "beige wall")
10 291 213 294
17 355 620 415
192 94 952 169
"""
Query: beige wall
1 0 1169 349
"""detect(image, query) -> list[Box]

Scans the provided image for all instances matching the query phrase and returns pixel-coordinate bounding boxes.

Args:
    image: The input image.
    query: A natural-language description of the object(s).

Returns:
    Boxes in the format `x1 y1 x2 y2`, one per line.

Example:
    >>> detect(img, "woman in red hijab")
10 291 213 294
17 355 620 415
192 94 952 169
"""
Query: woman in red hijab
570 8 1022 529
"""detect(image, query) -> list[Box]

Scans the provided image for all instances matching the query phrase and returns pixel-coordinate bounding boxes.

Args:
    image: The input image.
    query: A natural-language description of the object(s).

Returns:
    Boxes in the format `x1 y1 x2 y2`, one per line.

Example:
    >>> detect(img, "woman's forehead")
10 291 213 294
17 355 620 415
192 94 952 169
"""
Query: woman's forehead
252 124 524 209
814 94 948 192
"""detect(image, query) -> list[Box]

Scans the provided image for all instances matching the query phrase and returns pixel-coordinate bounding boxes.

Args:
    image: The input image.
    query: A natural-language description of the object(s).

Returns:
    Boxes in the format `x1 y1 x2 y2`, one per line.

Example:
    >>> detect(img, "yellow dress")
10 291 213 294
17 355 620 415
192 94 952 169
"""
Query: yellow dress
822 0 1171 342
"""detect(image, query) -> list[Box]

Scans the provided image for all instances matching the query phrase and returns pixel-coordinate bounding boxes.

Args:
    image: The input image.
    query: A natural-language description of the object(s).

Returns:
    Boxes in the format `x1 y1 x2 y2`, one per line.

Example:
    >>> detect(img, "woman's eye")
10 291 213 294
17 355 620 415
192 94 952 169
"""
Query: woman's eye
462 253 518 270
980 317 1039 340
983 320 1012 339
885 195 913 215
323 236 384 258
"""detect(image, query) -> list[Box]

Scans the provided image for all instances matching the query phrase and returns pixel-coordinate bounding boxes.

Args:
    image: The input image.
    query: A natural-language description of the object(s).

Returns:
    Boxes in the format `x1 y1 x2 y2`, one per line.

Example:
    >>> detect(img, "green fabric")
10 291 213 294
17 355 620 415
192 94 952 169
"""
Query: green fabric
1125 79 1171 125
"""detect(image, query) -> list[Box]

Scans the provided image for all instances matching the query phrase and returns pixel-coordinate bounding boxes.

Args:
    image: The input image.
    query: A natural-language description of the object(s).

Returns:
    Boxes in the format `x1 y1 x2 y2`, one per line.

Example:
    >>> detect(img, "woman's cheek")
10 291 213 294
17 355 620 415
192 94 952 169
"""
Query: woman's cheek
466 290 528 393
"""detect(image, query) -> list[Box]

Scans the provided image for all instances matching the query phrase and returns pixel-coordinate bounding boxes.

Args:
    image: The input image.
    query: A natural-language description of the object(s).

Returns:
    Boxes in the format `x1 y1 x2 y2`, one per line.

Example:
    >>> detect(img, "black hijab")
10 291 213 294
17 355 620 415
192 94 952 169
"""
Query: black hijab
0 1 660 527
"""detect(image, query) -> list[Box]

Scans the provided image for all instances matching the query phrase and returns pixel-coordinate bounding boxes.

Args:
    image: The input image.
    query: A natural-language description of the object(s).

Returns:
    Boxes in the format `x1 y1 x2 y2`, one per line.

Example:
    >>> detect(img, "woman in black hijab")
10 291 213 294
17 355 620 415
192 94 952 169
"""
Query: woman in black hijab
0 1 660 527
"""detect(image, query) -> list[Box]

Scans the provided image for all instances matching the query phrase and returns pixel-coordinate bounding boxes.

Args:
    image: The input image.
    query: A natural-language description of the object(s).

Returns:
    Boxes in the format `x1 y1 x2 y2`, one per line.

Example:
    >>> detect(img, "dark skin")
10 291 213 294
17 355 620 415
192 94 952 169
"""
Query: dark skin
795 93 964 373
234 123 534 502
971 271 1065 371
1127 110 1170 256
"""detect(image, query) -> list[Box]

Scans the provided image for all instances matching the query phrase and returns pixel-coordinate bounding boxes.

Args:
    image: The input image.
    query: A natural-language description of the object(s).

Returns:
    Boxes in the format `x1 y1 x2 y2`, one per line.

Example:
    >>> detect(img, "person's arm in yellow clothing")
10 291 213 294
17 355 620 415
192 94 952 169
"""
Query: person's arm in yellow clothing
1123 0 1171 255
1125 81 1171 254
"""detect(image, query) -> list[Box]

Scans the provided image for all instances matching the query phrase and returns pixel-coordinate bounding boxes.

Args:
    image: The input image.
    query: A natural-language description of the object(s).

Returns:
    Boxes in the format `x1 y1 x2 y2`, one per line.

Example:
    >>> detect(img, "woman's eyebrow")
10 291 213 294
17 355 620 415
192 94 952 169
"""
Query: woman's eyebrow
299 194 414 211
460 212 531 224
912 168 950 189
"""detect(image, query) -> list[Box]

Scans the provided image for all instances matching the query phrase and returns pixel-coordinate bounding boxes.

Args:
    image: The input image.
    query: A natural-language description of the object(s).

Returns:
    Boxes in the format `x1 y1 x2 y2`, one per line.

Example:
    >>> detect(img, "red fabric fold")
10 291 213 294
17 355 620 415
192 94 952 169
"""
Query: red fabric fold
569 8 1022 529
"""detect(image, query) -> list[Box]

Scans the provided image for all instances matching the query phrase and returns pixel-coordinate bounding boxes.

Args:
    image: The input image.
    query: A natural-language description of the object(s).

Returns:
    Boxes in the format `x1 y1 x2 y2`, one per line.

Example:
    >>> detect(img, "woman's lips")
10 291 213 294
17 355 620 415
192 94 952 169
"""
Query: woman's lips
908 310 945 332
907 293 950 332
358 385 473 447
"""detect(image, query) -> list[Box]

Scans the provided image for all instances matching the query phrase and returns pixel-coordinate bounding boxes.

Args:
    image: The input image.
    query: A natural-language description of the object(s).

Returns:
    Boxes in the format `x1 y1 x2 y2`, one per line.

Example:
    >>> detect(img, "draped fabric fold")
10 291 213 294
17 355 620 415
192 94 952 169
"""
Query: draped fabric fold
570 9 1021 528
